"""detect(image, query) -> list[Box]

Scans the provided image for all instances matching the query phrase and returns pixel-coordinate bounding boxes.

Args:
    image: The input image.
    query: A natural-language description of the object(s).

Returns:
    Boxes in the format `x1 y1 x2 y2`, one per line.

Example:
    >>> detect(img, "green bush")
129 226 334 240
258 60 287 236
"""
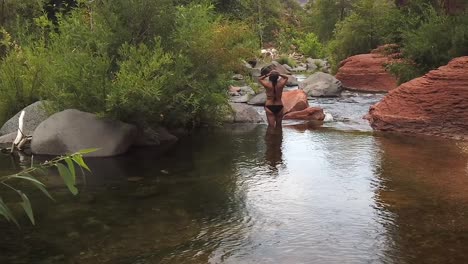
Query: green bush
168 2 256 126
296 32 324 58
0 1 258 129
276 55 297 67
107 40 174 125
39 10 113 114
386 60 424 84
0 45 45 123
400 8 468 73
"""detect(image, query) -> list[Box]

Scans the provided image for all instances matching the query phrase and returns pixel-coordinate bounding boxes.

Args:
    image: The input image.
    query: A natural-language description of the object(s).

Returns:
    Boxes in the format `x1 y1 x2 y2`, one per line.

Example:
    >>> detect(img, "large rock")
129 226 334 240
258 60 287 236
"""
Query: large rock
248 92 267 106
0 132 16 149
270 61 292 75
282 90 309 114
335 45 399 92
229 94 252 103
256 61 291 76
31 109 137 157
228 85 254 96
286 75 299 87
0 101 49 136
227 103 263 123
299 72 342 97
367 57 468 140
284 107 325 121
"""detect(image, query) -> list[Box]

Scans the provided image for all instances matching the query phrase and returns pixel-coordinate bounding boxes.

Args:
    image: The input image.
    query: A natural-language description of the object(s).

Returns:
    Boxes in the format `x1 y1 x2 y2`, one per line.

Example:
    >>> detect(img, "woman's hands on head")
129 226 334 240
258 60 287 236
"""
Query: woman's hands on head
269 70 279 76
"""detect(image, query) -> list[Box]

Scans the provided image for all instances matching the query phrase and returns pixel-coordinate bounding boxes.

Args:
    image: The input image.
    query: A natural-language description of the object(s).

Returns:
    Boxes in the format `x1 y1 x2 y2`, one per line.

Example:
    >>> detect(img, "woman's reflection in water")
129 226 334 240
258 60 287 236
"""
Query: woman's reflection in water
265 127 283 169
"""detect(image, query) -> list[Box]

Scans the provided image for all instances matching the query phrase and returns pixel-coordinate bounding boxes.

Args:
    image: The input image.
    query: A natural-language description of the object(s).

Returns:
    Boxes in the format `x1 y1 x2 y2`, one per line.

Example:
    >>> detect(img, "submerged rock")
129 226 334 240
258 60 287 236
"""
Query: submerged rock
133 127 178 147
31 109 137 157
299 72 342 97
335 45 399 92
367 56 468 140
0 101 49 136
284 107 325 121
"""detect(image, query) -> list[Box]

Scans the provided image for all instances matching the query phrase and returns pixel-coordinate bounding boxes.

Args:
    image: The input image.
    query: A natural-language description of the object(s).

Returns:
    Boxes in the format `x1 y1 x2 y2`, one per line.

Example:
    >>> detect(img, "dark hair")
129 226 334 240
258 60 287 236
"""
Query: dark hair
260 67 271 76
269 72 279 86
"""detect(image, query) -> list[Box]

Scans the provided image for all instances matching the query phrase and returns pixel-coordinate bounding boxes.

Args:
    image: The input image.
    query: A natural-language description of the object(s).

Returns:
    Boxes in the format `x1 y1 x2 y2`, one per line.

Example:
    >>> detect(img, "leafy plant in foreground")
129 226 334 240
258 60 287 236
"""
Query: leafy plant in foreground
0 149 95 226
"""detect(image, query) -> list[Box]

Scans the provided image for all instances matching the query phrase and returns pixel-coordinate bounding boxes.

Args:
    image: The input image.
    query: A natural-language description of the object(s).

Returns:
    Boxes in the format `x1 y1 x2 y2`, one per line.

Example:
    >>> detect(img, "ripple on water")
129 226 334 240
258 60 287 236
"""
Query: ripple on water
1 119 468 264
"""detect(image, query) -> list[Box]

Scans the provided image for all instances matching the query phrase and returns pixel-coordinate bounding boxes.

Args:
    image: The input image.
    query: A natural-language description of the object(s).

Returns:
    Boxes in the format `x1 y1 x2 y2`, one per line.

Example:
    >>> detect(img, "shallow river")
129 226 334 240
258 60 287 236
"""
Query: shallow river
1 92 468 264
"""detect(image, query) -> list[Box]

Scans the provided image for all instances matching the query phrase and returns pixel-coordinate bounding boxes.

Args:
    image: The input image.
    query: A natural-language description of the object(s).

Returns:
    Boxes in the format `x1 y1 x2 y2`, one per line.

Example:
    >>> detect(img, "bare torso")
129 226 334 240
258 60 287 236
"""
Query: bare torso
265 82 284 105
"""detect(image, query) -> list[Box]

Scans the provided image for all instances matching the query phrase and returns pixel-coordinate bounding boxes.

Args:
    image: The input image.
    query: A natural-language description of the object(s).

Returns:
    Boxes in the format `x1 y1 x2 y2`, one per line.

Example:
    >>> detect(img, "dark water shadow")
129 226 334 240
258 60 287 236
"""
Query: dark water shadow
264 127 283 169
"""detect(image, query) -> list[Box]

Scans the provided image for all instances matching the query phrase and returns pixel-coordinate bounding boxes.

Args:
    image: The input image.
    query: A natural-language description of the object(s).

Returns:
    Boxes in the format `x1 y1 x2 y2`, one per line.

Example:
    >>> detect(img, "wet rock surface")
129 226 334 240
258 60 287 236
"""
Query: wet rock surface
367 56 468 140
335 45 399 92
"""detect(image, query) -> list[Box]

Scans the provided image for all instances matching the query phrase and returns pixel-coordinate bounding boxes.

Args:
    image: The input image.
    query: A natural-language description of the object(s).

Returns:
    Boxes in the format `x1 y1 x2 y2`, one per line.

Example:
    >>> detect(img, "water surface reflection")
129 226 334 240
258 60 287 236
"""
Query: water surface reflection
0 126 467 264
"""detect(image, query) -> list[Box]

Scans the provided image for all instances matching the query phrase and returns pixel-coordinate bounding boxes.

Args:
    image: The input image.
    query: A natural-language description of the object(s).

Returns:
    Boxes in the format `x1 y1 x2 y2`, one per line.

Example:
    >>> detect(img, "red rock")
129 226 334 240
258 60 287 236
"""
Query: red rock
284 107 325 121
335 45 399 92
367 56 468 140
282 90 309 114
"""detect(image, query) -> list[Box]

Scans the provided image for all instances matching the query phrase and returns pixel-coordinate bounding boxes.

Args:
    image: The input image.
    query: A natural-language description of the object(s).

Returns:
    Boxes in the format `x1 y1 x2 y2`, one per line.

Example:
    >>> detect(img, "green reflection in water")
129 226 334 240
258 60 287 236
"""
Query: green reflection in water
0 126 467 264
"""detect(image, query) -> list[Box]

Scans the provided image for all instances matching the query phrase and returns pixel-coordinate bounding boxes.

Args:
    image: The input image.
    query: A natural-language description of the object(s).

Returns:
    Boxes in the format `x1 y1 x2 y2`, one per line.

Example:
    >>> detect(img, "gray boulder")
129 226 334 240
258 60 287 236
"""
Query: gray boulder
254 61 292 77
292 66 307 72
271 61 292 75
299 72 343 97
283 64 293 72
0 132 16 149
249 67 261 77
247 92 267 106
229 94 252 103
286 75 299 87
226 103 263 123
0 101 49 136
31 109 137 157
239 86 255 95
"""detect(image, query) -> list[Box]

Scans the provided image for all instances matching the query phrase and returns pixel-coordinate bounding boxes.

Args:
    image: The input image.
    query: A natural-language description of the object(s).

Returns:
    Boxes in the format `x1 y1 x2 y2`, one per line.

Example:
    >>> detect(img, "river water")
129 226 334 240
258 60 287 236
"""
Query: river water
1 91 468 264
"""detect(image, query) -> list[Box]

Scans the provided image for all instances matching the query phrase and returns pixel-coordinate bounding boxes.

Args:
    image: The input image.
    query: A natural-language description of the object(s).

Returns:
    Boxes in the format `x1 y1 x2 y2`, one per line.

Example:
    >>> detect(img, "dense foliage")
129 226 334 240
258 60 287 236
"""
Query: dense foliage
0 0 258 127
0 0 467 126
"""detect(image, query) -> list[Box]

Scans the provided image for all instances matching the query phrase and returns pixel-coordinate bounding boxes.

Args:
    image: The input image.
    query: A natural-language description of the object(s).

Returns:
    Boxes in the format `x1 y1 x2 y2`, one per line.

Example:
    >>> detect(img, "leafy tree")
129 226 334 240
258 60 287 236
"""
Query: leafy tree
327 0 401 70
305 0 356 42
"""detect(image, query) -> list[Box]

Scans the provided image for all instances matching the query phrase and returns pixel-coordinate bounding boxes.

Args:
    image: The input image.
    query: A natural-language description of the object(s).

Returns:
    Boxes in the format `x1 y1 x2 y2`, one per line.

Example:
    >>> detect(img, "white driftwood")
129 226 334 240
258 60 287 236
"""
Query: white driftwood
11 110 25 153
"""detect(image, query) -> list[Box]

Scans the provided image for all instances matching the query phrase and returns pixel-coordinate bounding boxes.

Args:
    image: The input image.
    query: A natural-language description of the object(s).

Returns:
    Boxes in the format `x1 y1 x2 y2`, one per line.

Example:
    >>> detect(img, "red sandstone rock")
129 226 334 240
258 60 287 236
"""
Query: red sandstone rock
335 45 399 92
284 107 325 121
367 56 468 140
282 90 309 114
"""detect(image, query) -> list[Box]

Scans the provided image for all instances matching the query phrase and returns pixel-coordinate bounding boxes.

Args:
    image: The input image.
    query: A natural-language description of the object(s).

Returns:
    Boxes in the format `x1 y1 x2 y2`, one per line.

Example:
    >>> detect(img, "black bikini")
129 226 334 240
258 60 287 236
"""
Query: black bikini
266 105 283 114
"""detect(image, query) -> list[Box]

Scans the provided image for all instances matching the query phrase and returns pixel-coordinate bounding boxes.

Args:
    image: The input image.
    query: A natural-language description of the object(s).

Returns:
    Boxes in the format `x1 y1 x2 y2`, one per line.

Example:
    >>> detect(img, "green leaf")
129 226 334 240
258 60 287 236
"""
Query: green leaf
72 155 90 172
9 174 45 187
56 163 78 195
18 191 35 225
64 157 76 181
11 174 54 201
0 198 19 227
77 148 99 155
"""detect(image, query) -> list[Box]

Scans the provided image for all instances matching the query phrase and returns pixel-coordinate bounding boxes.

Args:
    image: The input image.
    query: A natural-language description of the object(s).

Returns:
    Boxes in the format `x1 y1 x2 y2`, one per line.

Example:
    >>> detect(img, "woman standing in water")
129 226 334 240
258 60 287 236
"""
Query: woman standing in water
259 69 289 128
